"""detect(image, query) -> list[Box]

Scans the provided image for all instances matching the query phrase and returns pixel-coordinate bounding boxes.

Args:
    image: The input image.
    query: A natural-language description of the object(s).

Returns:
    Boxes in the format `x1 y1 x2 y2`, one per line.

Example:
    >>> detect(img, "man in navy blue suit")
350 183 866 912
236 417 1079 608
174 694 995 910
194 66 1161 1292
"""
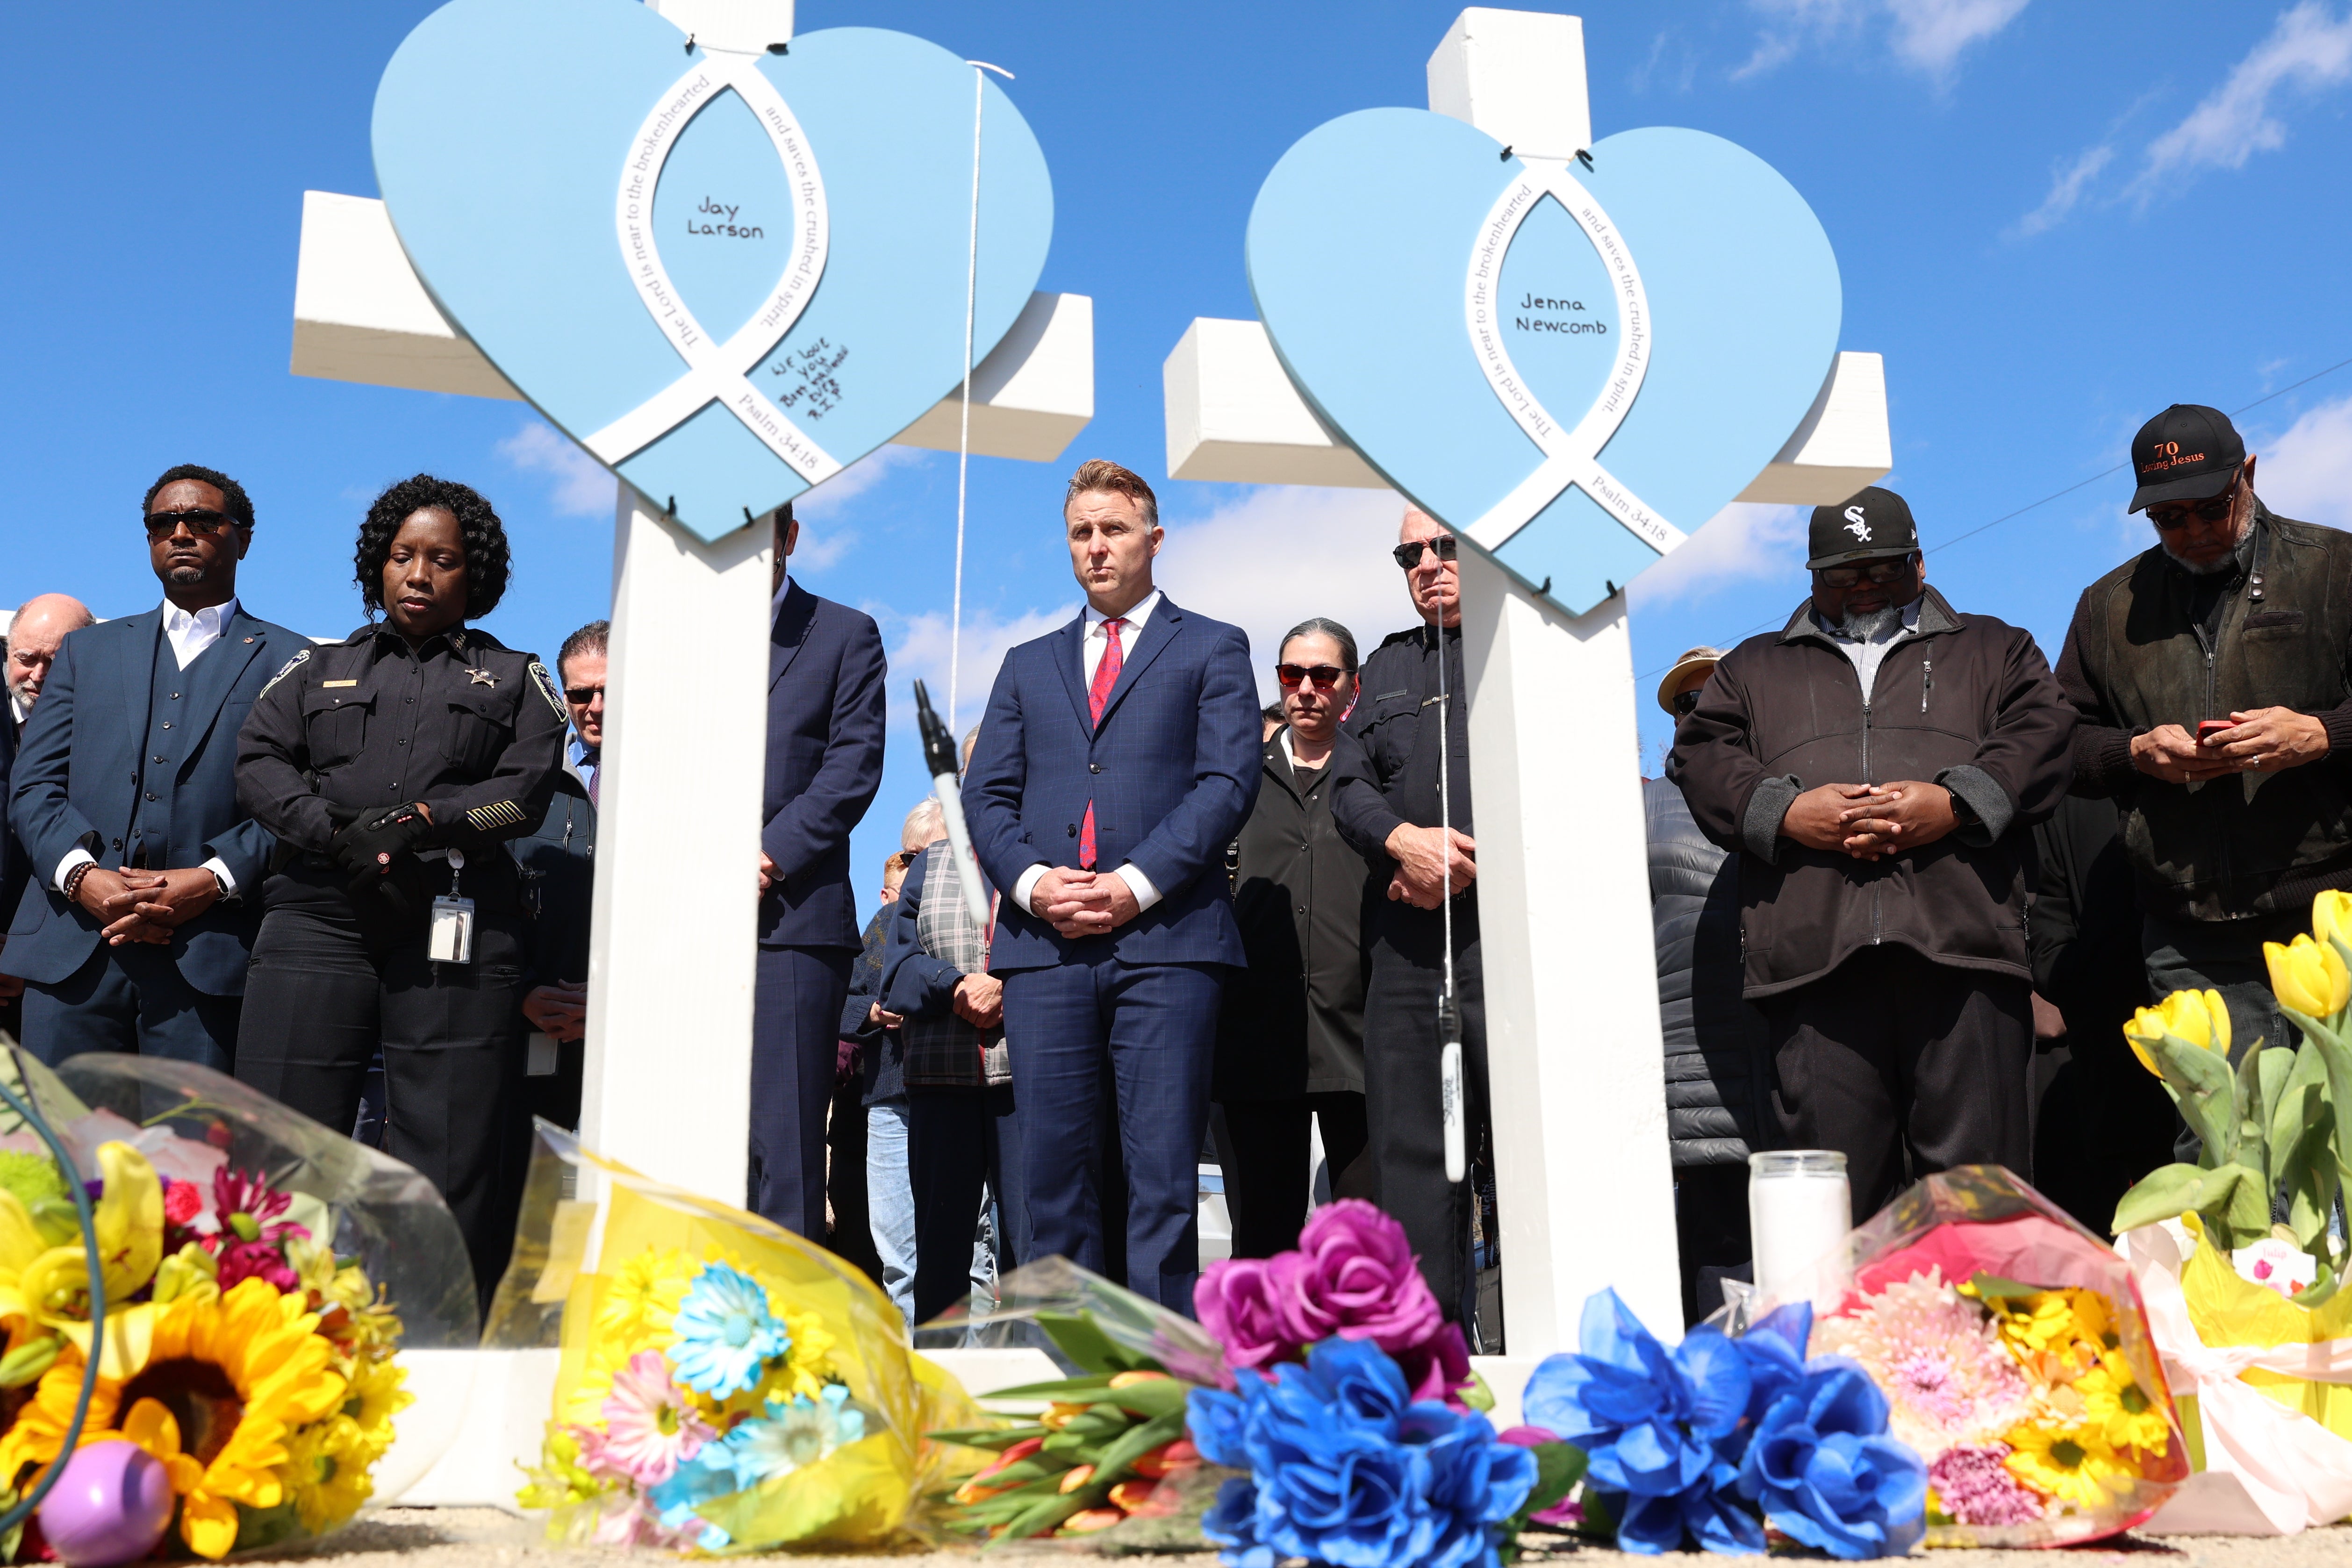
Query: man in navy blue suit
752 503 889 1238
964 459 1260 1311
7 466 306 1069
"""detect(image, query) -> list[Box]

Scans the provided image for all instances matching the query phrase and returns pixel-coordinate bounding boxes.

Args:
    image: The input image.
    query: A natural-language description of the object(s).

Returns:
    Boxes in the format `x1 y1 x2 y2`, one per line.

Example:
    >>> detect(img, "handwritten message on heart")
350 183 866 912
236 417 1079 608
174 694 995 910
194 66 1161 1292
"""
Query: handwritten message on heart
374 0 1054 543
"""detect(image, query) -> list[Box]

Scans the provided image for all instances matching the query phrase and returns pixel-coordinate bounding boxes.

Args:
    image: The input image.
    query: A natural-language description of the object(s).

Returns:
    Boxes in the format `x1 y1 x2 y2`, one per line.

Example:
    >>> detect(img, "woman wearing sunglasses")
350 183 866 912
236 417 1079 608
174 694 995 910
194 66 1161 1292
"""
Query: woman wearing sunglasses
1210 618 1376 1257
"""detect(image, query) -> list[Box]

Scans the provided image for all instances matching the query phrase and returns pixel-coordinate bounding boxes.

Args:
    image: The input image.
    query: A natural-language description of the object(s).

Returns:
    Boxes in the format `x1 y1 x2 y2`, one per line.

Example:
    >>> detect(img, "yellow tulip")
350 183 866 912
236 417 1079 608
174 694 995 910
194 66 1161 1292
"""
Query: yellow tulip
2124 989 2231 1076
2266 934 2352 1020
2315 889 2352 954
90 1142 163 1304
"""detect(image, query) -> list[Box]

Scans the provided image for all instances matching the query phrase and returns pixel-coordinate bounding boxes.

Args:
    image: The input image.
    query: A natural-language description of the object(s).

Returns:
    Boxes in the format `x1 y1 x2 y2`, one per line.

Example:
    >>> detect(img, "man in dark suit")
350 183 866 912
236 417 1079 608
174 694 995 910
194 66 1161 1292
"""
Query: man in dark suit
964 459 1260 1312
3 594 96 1035
7 465 306 1069
751 504 889 1238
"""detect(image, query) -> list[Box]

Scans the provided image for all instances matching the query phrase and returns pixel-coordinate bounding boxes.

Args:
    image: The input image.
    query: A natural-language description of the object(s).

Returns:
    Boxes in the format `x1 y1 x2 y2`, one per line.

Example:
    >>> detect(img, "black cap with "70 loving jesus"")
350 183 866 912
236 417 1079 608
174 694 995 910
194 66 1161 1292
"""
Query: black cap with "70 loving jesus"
2129 404 2245 514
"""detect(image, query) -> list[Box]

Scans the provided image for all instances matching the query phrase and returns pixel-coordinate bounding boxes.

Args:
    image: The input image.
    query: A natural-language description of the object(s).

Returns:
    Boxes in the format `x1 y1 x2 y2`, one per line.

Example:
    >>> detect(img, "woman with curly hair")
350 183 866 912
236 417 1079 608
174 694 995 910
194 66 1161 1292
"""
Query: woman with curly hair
232 474 566 1307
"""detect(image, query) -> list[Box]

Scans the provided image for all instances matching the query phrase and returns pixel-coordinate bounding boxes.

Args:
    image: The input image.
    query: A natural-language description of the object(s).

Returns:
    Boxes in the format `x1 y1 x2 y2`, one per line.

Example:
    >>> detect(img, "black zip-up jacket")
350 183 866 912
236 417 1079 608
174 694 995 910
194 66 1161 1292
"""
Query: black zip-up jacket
1668 586 2074 997
2056 507 2352 921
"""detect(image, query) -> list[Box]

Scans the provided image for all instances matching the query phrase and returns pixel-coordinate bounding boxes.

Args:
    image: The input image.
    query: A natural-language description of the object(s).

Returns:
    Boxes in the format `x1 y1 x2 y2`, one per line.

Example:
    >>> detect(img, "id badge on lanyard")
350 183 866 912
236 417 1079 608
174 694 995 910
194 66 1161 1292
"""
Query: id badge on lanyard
428 848 476 965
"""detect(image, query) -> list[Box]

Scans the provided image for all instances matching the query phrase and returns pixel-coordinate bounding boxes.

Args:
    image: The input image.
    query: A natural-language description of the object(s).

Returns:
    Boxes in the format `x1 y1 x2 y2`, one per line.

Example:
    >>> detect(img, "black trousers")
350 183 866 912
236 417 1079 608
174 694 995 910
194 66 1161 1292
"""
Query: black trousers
748 944 854 1239
906 1082 1028 1324
1759 946 2031 1220
235 893 526 1315
23 943 241 1073
1219 1091 1371 1259
1362 899 1487 1325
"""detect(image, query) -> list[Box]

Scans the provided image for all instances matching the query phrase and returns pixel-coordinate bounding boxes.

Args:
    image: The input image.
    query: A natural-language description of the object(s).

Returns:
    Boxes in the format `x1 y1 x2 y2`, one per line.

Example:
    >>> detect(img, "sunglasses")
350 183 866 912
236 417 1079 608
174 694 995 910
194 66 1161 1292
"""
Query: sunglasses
1815 557 1916 588
564 685 607 704
2147 487 2237 531
1392 535 1459 570
143 508 241 538
1276 663 1353 689
1671 689 1703 717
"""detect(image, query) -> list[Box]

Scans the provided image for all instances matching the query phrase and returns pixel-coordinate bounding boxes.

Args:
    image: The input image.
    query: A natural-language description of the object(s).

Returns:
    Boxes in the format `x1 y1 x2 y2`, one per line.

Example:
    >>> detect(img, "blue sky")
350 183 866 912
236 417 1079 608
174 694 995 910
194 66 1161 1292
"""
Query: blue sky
6 1 2352 920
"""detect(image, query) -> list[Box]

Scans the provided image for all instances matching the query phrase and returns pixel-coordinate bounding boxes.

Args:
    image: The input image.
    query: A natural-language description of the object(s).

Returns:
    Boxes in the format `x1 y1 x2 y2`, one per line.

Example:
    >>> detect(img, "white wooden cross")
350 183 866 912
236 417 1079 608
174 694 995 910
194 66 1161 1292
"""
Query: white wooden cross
1163 8 1892 1361
286 0 1093 1502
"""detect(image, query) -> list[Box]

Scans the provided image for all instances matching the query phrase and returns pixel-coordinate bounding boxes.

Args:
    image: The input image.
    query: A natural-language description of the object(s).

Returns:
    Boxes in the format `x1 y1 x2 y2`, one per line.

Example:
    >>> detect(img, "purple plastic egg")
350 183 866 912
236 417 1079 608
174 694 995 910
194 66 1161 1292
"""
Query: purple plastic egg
37 1440 175 1568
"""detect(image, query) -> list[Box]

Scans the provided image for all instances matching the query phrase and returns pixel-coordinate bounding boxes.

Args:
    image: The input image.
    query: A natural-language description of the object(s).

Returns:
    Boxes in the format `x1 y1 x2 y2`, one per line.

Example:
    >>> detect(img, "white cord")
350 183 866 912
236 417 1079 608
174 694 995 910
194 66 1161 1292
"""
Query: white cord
949 62 1013 733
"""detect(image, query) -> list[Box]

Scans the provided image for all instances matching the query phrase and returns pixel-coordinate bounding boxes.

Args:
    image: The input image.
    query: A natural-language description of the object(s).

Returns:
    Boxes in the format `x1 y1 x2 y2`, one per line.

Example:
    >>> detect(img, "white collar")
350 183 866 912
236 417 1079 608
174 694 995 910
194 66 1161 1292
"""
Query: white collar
1084 588 1161 632
163 598 236 630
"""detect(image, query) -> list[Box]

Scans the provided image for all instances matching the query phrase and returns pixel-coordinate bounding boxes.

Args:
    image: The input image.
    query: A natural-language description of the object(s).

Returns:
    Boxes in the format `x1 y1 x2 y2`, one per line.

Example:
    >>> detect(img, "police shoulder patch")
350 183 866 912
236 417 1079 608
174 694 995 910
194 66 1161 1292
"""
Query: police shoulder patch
257 647 311 698
528 660 567 721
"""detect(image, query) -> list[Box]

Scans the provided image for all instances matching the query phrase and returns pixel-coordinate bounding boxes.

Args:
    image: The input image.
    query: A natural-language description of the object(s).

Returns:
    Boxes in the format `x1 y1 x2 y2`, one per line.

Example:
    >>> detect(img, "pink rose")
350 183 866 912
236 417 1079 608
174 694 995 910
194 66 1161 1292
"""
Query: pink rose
1194 1255 1304 1378
1498 1425 1584 1525
1391 1321 1474 1409
1281 1200 1446 1353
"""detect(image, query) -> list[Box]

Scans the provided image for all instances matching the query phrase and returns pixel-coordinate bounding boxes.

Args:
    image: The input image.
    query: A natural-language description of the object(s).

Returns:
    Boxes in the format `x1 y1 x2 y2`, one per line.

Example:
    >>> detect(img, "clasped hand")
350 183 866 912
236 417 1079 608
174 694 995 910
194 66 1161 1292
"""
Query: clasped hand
1384 823 1476 909
1783 781 1958 861
1031 867 1140 938
77 866 219 945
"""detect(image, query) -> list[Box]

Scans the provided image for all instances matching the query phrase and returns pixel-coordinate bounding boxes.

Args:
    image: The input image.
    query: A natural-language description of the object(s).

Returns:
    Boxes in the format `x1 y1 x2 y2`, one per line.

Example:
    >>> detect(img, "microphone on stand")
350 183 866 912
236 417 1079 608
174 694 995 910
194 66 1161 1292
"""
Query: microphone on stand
913 679 991 926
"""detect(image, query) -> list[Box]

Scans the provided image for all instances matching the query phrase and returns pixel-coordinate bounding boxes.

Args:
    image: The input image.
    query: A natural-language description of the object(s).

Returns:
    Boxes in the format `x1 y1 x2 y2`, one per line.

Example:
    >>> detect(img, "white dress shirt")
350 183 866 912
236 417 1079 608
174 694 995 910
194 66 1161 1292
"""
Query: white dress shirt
54 601 241 900
1014 591 1165 919
163 597 237 670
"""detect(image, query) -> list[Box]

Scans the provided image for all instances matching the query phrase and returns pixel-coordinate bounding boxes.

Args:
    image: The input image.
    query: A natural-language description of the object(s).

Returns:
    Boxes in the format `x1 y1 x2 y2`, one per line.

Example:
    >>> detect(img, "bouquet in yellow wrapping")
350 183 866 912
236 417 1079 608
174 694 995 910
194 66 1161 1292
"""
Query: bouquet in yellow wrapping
501 1125 985 1552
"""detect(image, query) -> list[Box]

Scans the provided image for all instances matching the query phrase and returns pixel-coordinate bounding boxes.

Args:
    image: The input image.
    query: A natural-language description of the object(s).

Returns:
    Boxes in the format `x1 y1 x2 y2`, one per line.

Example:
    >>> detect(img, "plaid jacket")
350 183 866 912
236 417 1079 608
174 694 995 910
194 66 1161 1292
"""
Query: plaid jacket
896 839 1009 1088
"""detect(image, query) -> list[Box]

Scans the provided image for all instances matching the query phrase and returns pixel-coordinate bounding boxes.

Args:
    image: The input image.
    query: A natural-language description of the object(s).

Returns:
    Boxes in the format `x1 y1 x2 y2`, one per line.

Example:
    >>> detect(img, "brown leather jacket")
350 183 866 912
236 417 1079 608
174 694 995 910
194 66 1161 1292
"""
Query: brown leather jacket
1668 587 2074 997
2056 506 2352 920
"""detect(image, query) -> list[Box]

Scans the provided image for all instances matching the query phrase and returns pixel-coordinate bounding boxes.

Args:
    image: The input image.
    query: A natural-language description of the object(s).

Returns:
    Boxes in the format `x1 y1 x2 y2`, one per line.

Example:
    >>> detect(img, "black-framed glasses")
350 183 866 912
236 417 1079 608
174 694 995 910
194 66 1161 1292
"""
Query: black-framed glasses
1671 689 1703 717
1392 535 1459 570
1276 663 1353 689
1815 557 1917 588
2147 486 2238 530
143 508 239 538
564 685 607 704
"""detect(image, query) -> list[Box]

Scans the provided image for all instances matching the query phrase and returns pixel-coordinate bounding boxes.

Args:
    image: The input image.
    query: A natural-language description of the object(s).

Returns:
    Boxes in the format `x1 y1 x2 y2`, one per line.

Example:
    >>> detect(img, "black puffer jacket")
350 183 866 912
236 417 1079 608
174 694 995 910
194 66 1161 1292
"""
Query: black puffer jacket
1647 777 1770 1168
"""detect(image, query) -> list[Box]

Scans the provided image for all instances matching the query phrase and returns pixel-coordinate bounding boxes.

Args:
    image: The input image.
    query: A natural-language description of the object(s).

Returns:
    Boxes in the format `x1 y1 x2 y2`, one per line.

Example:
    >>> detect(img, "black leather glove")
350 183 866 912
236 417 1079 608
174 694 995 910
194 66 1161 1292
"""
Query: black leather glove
330 802 435 917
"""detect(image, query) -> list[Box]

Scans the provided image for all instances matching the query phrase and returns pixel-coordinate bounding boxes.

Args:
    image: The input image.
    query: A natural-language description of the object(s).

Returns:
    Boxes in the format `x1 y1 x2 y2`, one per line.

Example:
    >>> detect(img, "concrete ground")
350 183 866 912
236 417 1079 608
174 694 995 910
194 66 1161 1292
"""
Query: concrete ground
256 1508 2352 1565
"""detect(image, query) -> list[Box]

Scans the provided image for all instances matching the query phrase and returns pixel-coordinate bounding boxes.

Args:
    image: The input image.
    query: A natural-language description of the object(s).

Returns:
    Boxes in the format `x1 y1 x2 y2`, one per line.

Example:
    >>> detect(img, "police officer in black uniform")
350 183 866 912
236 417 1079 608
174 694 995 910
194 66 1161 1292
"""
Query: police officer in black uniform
1330 508 1490 1341
234 474 564 1307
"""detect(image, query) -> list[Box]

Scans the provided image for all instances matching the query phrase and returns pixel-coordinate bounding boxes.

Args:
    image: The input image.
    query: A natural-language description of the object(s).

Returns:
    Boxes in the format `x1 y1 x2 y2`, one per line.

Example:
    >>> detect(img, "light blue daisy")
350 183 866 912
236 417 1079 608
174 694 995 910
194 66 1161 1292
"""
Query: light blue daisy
668 1261 790 1398
715 1385 868 1488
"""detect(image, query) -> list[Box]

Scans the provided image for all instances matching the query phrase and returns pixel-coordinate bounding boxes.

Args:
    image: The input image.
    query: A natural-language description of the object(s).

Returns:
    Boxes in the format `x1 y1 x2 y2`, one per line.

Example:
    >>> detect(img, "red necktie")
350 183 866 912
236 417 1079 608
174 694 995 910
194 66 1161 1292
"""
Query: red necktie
1078 617 1126 870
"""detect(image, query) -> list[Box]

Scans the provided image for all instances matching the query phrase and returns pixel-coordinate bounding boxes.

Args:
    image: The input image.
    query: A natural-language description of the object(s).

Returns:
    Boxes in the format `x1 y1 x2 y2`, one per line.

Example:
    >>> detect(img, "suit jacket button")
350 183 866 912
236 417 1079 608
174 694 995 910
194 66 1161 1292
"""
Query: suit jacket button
1090 762 1101 774
1067 824 1078 837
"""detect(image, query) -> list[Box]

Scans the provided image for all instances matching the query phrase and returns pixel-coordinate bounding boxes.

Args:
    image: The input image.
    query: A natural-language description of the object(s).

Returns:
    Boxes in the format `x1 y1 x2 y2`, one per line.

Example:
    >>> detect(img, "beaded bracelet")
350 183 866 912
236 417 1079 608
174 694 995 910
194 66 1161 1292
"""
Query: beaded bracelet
62 862 94 903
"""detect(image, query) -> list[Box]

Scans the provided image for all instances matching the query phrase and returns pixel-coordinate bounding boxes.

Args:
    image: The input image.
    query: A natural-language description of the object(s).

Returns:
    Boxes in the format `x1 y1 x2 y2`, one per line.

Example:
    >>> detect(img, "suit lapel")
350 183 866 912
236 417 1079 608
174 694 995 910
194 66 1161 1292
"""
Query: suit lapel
770 582 817 691
1047 615 1090 730
179 611 268 758
116 609 164 736
1093 598 1182 733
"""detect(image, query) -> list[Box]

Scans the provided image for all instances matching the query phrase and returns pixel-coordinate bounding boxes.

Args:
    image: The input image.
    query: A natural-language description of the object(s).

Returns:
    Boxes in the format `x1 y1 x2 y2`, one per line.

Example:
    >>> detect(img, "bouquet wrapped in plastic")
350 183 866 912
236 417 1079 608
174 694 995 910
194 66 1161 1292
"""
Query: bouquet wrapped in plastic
1793 1166 2188 1546
2104 889 2352 1532
495 1123 984 1551
0 1046 470 1561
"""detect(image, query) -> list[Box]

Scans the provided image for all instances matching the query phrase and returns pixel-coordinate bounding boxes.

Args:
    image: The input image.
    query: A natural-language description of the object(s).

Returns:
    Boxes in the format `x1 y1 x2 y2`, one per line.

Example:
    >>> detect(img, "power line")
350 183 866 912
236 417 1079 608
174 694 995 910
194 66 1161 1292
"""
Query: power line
1637 353 2352 681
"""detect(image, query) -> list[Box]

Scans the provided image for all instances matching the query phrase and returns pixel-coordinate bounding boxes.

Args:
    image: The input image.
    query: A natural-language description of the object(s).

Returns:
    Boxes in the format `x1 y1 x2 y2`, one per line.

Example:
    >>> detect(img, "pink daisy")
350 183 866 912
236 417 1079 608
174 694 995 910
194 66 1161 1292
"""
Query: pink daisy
583 1351 714 1486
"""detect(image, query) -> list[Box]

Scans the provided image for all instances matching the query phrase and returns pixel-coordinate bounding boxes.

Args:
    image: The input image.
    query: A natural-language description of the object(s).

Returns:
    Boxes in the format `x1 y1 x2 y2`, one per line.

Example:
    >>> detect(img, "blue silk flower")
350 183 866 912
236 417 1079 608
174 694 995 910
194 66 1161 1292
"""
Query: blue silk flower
1522 1291 1922 1559
1189 1337 1537 1568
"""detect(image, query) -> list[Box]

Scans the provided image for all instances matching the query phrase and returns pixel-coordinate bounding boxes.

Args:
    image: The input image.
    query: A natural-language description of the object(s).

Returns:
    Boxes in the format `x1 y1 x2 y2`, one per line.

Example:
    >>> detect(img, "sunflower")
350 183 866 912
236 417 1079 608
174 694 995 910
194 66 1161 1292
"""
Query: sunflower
280 1413 376 1532
2076 1352 2171 1455
2001 1421 2132 1512
61 1279 350 1558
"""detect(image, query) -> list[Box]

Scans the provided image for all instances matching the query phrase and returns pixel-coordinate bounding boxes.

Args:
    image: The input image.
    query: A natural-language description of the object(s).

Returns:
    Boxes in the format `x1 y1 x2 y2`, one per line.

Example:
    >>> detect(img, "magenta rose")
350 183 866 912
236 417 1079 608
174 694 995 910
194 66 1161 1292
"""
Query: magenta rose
1194 1253 1307 1379
1498 1425 1585 1526
1282 1200 1446 1351
1392 1319 1475 1408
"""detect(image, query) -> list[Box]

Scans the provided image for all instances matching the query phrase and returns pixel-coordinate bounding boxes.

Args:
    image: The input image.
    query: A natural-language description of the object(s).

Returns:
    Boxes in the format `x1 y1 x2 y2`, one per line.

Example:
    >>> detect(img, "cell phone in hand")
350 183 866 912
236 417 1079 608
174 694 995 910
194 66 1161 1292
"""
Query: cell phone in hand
2197 718 2234 743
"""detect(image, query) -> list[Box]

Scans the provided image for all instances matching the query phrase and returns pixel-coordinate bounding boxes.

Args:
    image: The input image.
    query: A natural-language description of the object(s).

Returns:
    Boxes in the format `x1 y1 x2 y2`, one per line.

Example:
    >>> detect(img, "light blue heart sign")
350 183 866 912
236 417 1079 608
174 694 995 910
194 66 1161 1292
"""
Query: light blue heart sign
373 0 1054 542
1248 111 1842 614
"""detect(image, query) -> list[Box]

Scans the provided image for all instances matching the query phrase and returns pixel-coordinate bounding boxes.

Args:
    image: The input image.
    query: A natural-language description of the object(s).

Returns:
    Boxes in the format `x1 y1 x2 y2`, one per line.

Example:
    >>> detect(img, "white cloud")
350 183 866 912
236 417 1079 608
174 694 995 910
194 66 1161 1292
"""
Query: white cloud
2257 393 2352 529
1735 0 2027 79
879 601 1074 737
1151 486 1417 703
2012 143 2115 236
495 418 616 517
2132 1 2352 199
1626 502 1809 612
792 444 931 524
1886 0 2033 75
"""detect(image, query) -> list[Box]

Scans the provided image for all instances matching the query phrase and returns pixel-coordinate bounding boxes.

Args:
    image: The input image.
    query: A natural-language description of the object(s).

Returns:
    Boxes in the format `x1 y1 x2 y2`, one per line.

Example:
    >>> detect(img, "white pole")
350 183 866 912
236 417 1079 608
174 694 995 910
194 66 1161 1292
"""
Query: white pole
950 63 1014 731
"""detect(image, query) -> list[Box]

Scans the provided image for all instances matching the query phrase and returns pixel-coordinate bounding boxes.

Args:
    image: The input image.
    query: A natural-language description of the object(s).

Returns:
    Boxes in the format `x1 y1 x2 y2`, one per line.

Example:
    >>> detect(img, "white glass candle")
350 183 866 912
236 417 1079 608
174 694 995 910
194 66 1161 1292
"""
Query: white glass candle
1749 1150 1852 1306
